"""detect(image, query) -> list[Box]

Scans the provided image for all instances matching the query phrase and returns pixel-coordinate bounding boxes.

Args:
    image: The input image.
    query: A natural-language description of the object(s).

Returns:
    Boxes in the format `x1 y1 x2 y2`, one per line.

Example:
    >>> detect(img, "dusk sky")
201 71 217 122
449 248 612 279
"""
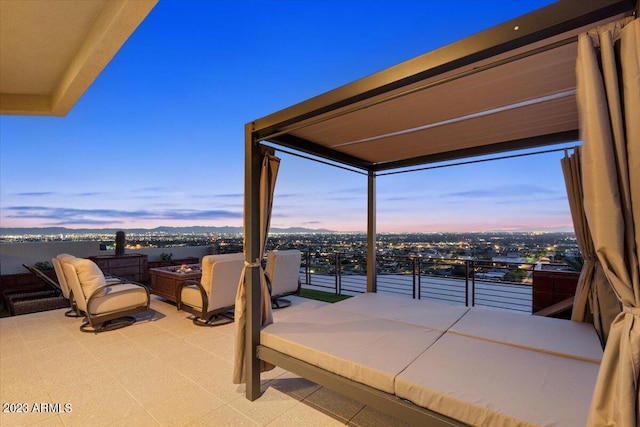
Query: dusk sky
0 0 577 233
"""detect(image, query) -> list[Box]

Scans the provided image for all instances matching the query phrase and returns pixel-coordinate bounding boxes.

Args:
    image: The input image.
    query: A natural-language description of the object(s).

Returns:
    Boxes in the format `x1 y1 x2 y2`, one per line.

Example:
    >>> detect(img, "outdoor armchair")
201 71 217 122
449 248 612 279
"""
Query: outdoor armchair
62 257 150 332
176 252 244 326
52 253 125 317
265 249 302 309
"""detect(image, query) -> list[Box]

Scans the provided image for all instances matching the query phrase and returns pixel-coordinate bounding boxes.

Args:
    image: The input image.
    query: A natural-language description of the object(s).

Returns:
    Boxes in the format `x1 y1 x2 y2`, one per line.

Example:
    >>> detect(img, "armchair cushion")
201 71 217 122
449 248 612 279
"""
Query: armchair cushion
265 250 301 298
69 258 107 297
180 282 204 310
87 283 150 314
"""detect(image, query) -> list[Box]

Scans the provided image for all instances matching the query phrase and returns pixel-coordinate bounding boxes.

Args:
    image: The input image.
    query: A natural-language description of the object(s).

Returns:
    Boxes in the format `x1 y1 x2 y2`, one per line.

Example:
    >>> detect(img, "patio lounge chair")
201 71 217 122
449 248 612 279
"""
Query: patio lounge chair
52 253 82 317
3 264 69 316
176 253 244 326
62 257 150 332
52 253 124 317
265 250 301 309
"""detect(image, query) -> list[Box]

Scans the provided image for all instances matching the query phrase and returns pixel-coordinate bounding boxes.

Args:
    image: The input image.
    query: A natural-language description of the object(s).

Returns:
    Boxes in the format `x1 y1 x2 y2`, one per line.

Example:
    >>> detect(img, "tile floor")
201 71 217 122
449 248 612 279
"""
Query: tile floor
0 296 410 427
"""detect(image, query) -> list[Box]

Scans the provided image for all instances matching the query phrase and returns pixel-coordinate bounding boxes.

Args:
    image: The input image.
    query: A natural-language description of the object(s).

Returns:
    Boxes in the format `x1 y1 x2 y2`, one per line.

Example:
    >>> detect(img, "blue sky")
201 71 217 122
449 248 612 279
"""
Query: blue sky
0 0 577 233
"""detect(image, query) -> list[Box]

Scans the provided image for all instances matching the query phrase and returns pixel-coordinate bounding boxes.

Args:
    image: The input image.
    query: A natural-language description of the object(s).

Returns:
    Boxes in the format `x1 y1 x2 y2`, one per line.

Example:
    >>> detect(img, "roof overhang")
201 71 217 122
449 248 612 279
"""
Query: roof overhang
250 0 638 172
0 0 158 117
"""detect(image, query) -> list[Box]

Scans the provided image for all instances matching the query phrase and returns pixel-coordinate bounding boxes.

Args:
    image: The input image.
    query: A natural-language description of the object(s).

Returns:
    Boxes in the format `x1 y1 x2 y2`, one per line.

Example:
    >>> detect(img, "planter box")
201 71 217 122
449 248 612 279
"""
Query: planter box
532 270 579 315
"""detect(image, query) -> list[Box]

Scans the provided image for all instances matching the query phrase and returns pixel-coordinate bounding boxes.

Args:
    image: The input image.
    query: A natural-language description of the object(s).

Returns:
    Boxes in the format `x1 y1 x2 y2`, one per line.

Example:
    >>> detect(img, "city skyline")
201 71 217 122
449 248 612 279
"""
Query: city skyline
1 0 575 233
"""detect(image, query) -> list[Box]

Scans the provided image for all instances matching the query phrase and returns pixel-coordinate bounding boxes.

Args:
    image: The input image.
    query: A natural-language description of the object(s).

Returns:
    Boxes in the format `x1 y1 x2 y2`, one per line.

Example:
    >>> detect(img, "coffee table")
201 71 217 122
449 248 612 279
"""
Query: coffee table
149 264 202 303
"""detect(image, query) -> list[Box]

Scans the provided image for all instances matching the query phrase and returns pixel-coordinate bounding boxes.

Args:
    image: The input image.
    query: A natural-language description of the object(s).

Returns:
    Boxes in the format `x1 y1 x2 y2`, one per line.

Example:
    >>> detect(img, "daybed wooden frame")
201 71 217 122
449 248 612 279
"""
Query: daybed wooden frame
242 0 639 425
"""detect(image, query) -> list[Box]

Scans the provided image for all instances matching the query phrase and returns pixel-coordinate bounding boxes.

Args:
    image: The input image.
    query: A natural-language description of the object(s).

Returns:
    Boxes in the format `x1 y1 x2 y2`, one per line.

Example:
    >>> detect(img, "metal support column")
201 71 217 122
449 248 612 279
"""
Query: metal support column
367 170 377 293
244 122 261 401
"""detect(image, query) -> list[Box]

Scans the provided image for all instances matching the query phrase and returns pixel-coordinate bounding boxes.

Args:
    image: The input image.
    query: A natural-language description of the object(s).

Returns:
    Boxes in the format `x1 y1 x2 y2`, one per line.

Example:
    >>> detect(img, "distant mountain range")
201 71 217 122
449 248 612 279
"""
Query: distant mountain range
0 226 336 236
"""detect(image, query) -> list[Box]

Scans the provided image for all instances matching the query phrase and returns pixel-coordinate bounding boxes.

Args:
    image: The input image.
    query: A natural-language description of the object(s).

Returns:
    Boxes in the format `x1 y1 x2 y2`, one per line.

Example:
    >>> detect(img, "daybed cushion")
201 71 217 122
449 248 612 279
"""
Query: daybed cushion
261 304 443 393
332 292 469 331
449 306 603 363
395 333 599 427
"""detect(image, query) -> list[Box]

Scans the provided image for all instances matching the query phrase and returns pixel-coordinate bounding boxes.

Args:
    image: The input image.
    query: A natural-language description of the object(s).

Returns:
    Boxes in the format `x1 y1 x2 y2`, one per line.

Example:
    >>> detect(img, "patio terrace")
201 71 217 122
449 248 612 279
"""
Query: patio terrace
0 295 409 427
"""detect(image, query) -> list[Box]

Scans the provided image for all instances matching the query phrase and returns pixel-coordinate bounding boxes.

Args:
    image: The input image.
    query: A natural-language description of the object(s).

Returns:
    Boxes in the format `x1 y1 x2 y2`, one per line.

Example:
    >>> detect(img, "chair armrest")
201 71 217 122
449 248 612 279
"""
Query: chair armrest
176 279 209 314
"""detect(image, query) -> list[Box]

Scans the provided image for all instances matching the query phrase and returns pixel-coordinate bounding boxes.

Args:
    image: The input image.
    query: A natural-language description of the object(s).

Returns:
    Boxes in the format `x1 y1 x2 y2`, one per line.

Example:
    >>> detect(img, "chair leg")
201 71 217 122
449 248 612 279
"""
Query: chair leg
191 312 234 327
272 298 292 309
64 307 82 318
80 316 136 333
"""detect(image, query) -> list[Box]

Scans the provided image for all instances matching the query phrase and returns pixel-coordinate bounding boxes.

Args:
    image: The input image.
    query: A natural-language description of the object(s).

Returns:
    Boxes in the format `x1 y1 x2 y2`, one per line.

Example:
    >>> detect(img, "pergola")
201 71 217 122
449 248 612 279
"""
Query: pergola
240 0 639 425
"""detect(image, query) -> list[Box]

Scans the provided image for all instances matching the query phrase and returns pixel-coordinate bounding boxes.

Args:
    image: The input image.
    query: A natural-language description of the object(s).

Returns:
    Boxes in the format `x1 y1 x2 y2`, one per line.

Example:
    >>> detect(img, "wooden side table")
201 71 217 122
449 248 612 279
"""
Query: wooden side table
149 264 202 303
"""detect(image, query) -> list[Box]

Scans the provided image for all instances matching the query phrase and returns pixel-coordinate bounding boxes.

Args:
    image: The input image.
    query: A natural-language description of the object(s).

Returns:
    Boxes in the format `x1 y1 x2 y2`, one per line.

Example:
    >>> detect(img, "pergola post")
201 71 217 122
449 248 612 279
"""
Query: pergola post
244 122 262 400
367 170 377 293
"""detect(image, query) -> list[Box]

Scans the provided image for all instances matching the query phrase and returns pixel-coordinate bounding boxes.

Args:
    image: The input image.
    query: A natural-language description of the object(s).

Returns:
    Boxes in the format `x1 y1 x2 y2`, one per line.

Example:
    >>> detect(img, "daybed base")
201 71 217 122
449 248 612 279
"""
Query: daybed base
257 345 467 427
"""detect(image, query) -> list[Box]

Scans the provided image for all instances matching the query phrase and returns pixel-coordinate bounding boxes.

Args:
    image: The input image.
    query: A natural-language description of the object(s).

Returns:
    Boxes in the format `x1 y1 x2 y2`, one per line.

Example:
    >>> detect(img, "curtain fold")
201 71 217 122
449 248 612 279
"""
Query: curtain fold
576 17 640 427
233 148 280 384
562 149 619 345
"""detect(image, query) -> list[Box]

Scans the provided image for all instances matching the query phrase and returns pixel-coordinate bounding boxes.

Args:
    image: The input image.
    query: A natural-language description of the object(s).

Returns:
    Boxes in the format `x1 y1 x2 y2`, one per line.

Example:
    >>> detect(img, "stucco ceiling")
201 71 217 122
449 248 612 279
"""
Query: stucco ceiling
0 0 157 116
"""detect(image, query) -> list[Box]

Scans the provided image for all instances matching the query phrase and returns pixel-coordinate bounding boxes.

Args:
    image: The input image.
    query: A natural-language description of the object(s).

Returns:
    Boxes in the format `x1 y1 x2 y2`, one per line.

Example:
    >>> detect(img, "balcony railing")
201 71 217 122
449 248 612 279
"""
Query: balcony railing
300 252 537 313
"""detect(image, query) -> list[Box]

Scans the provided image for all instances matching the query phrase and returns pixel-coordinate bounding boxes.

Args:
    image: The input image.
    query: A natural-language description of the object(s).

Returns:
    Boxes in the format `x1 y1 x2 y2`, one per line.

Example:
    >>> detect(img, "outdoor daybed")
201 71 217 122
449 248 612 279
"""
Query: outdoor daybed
236 1 639 426
259 293 602 426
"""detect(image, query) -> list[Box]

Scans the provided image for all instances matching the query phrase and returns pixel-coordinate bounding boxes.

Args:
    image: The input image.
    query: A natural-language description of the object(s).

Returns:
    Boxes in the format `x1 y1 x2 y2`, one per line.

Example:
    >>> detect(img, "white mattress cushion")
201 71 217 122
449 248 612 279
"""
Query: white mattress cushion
261 305 442 393
331 293 469 331
449 307 603 363
395 333 599 427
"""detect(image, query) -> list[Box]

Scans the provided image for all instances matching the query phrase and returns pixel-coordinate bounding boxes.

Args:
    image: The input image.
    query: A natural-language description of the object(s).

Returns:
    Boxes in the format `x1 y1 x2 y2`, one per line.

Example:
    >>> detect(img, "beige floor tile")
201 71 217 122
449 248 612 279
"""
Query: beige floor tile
0 338 29 360
115 358 194 406
185 405 260 427
106 408 162 427
347 406 412 427
0 356 46 403
303 388 365 422
266 371 321 400
268 401 348 426
144 382 225 427
228 385 301 426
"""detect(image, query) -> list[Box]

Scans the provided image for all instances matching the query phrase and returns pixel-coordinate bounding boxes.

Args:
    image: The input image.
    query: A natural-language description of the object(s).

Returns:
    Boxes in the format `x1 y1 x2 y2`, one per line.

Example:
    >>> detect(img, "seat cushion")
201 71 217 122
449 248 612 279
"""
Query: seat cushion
180 284 203 310
261 304 442 393
87 283 148 314
395 333 599 427
69 258 107 297
449 307 603 363
332 293 469 331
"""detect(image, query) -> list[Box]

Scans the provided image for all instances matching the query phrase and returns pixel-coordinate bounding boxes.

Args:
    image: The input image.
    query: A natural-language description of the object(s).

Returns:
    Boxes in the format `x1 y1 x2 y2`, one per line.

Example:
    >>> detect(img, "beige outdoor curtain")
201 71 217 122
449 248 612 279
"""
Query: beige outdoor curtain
233 147 279 384
576 17 639 427
562 148 620 346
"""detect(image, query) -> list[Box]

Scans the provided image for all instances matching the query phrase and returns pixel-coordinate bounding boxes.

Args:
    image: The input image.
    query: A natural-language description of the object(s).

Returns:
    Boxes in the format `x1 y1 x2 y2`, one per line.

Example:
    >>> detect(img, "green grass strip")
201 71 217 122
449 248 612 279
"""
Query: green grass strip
299 288 351 303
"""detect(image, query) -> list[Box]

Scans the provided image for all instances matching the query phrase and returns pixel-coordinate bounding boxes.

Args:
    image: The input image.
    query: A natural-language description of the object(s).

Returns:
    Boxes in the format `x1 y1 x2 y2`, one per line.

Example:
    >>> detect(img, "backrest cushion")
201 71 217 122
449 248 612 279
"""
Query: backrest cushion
201 253 244 292
69 258 107 297
265 250 301 295
208 253 244 310
52 253 76 298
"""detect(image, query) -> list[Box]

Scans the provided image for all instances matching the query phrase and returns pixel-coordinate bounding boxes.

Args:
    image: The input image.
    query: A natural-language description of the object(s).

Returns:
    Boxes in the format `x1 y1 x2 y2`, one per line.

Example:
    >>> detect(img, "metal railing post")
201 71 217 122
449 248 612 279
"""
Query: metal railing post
335 252 341 296
412 258 417 299
471 260 476 307
465 260 469 307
